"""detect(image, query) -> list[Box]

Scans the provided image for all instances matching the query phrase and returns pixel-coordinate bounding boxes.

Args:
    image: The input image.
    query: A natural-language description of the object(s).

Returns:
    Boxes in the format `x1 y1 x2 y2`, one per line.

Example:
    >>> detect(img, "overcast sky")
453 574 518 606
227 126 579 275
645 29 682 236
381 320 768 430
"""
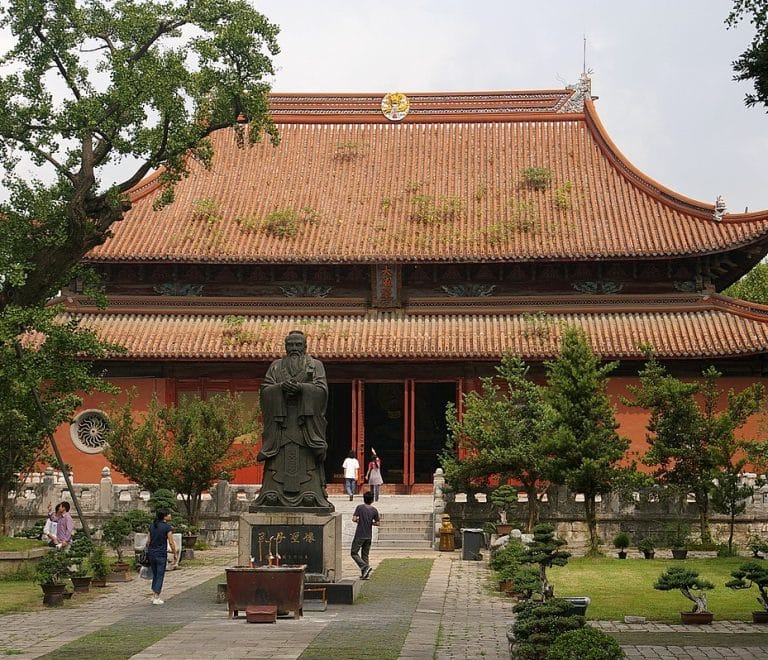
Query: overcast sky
1 1 766 212
257 0 768 212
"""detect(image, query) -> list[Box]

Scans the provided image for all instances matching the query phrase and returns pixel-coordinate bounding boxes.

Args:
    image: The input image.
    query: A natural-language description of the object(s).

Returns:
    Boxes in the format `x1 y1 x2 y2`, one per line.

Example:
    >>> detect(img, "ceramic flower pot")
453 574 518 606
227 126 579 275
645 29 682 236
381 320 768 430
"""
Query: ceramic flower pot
41 583 66 607
680 611 713 625
71 575 92 593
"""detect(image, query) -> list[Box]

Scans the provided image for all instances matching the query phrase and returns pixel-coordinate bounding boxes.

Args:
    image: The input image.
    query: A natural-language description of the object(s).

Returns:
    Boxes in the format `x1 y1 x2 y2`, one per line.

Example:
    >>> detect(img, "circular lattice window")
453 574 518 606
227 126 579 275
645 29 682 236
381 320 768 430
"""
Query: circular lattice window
70 410 110 454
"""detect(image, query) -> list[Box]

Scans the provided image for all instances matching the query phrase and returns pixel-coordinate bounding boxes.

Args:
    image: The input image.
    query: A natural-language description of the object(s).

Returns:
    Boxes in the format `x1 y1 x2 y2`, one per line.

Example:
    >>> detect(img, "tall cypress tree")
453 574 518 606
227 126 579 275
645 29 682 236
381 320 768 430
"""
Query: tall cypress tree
545 326 631 554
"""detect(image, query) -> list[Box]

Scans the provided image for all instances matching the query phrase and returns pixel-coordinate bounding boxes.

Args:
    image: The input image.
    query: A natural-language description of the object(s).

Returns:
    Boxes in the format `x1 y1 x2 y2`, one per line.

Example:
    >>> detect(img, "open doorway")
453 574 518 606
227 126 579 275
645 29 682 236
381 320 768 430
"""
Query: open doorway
364 382 404 485
325 382 352 484
414 382 456 483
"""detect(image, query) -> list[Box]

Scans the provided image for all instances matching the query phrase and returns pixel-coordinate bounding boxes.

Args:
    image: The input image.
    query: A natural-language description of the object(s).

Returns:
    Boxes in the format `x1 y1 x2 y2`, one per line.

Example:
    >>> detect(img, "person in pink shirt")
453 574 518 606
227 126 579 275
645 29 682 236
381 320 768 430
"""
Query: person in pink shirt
46 501 74 548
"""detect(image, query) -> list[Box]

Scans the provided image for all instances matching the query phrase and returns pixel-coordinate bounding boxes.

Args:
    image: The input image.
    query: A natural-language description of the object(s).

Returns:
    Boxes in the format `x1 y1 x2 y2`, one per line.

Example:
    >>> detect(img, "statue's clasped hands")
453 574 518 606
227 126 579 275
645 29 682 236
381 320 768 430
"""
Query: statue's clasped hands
282 379 301 395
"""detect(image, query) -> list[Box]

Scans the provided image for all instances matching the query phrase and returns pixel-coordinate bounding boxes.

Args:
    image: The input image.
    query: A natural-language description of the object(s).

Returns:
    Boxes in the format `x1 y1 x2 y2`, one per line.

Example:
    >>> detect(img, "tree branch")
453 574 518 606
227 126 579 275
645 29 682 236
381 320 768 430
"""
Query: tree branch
128 19 188 65
32 25 82 101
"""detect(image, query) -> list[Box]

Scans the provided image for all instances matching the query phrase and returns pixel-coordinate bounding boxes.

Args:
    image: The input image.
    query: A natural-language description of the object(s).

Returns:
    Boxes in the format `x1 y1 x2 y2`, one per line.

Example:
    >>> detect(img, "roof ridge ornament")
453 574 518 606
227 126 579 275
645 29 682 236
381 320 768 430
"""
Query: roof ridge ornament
560 72 593 113
713 195 727 222
381 92 410 121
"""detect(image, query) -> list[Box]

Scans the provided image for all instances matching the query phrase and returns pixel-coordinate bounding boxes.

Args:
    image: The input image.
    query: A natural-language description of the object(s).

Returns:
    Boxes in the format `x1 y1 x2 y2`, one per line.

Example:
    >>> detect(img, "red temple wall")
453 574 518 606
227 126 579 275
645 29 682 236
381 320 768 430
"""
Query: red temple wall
54 374 768 486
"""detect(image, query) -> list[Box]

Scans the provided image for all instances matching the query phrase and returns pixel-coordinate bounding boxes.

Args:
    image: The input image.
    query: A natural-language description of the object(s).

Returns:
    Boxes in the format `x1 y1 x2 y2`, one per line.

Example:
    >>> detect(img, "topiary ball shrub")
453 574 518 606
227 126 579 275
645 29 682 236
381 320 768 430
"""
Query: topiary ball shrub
545 626 626 659
512 598 585 660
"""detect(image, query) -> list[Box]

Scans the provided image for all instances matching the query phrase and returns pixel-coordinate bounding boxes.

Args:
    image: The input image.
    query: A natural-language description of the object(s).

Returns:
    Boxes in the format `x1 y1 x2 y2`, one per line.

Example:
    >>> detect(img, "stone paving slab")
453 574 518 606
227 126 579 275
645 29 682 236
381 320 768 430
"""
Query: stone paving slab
5 544 768 659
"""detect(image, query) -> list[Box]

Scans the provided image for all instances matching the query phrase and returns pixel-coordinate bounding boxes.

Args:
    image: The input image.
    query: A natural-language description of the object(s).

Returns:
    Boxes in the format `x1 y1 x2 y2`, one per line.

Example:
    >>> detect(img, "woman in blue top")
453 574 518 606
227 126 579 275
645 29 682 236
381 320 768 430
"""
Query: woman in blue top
147 509 178 605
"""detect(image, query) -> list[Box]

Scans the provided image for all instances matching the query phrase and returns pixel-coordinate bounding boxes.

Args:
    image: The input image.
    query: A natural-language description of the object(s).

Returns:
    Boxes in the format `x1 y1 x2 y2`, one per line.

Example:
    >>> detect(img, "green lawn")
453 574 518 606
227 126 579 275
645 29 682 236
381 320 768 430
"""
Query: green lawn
0 536 45 551
0 581 44 614
549 556 761 622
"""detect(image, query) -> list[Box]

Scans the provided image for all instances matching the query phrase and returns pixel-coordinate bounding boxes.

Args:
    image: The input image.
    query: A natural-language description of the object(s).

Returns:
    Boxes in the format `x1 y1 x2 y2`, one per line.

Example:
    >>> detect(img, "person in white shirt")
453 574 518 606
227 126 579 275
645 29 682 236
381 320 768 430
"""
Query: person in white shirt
342 450 360 501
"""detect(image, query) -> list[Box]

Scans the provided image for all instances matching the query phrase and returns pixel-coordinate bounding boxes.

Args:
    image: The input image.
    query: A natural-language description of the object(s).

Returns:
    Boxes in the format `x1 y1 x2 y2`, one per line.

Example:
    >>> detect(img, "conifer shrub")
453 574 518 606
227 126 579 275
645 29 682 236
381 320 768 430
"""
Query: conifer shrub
545 627 626 660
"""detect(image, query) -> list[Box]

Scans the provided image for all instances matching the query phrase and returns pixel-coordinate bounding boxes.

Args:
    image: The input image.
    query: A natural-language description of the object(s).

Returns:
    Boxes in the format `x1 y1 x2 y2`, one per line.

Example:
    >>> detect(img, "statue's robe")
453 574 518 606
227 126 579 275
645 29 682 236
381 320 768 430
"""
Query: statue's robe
253 354 333 509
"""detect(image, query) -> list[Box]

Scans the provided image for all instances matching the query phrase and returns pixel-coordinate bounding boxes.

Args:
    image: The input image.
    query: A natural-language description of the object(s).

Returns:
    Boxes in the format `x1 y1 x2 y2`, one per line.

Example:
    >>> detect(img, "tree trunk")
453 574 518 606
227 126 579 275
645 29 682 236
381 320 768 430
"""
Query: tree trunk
539 564 553 601
0 483 11 536
697 495 711 543
728 509 736 555
525 485 538 533
584 496 599 554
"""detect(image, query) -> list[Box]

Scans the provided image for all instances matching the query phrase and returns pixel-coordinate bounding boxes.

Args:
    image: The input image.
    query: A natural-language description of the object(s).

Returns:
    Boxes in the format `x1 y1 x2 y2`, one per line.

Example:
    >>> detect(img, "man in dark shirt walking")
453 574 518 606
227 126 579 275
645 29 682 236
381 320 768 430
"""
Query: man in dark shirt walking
351 490 380 580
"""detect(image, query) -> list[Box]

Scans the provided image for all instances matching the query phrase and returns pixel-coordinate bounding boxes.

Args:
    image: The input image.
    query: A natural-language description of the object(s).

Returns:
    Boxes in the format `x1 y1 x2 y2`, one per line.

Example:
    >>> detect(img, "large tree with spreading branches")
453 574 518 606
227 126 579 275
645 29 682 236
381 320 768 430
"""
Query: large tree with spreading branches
626 357 763 544
0 0 280 310
727 0 768 111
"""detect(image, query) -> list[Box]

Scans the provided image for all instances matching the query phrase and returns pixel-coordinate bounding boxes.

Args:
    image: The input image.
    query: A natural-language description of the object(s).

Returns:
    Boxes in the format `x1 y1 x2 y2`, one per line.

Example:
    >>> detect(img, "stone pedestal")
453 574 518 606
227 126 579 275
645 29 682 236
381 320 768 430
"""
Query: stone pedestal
239 511 342 583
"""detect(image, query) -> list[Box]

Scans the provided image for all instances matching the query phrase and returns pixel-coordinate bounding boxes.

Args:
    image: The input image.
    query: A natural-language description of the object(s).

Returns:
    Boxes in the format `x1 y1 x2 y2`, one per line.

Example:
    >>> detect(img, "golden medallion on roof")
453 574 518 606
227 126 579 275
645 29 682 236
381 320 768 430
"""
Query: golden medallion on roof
381 92 410 121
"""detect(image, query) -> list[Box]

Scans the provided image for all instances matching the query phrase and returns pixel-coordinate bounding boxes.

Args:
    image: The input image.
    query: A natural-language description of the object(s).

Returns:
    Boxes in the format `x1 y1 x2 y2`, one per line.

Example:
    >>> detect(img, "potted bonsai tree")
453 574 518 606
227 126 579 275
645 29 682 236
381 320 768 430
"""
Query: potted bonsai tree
489 485 518 536
89 544 111 587
613 532 631 559
638 537 655 560
101 514 133 580
35 548 72 606
654 565 715 624
664 522 690 560
726 561 768 623
489 538 526 593
747 535 768 559
67 532 94 593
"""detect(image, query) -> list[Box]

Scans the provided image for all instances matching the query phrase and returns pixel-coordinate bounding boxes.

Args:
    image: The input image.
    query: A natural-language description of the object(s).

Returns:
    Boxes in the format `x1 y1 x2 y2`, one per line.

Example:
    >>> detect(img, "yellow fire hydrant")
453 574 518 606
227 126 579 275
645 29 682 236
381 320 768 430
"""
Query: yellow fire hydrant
438 514 455 552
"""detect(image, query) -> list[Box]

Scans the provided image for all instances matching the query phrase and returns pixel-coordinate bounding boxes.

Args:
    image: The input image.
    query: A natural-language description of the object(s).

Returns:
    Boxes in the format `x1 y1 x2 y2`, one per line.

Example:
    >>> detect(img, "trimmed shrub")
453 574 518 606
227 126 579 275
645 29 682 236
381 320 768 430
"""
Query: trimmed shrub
545 626 626 659
512 598 585 660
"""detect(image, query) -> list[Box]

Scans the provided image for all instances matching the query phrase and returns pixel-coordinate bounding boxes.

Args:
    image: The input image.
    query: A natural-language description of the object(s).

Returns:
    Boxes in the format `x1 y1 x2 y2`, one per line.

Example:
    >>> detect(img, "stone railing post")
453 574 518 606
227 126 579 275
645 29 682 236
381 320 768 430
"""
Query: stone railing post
432 468 446 549
39 466 57 513
215 479 231 516
99 467 113 513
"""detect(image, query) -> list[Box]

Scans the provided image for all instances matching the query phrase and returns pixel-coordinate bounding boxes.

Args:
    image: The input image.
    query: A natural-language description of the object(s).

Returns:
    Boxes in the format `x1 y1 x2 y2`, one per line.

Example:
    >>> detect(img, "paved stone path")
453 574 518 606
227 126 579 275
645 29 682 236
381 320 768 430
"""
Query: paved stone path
3 544 768 658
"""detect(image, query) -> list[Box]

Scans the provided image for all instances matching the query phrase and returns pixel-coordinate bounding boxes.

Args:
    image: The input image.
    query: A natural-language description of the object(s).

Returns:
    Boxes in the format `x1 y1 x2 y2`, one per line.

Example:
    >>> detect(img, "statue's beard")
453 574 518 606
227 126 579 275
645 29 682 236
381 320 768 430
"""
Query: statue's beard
287 353 303 376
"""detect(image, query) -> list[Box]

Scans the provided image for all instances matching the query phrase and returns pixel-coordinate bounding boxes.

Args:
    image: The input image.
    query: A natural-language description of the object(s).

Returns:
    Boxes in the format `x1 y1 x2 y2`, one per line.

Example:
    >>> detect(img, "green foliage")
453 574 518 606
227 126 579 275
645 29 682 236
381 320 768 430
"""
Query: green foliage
637 537 656 553
545 326 631 554
105 392 260 524
34 548 71 585
0 304 117 534
545 626 626 660
409 194 463 224
711 470 755 554
0 0 279 309
723 261 768 304
67 532 94 576
612 532 631 549
441 354 555 531
519 523 571 600
489 485 518 524
13 520 45 540
662 521 691 548
512 598 585 660
147 488 180 516
512 566 542 600
747 534 768 557
490 539 528 582
520 166 553 190
625 355 764 544
726 561 768 611
727 1 768 110
123 509 153 533
191 198 221 225
654 565 714 613
101 515 132 561
553 181 573 210
88 544 110 580
262 207 320 238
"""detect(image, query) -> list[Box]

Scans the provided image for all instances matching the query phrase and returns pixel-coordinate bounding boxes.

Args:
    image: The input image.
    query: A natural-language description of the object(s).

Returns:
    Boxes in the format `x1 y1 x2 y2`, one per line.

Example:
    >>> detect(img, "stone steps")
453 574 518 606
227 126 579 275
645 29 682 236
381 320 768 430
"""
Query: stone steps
341 511 435 549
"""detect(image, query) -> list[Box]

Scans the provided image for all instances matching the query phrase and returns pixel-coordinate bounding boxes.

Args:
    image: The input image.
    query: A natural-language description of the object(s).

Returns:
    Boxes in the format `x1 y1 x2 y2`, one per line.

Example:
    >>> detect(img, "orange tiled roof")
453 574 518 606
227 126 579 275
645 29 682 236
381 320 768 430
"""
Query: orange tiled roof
88 90 768 264
69 294 768 361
